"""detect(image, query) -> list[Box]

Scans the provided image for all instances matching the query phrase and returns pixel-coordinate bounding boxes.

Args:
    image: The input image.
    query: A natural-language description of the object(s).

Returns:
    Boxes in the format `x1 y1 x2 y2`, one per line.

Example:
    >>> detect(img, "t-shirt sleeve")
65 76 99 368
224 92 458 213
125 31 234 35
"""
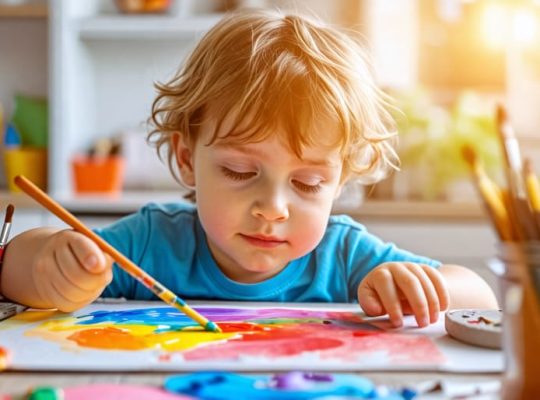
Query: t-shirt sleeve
342 221 441 301
93 206 152 299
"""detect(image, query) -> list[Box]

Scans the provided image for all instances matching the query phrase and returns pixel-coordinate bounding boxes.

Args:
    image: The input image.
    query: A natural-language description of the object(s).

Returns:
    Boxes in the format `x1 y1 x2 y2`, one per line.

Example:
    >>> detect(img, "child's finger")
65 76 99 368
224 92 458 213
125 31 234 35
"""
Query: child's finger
48 280 98 313
393 265 429 327
35 273 77 312
51 260 112 303
370 269 404 327
34 260 107 312
54 246 107 291
406 264 441 323
65 232 108 273
51 252 111 304
422 265 450 312
358 285 384 317
32 263 56 307
47 257 98 303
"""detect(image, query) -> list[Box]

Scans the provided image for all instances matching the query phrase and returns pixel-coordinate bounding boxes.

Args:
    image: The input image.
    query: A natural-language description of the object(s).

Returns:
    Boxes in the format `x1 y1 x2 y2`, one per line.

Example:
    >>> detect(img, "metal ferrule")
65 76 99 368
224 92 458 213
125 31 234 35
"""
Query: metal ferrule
0 222 11 245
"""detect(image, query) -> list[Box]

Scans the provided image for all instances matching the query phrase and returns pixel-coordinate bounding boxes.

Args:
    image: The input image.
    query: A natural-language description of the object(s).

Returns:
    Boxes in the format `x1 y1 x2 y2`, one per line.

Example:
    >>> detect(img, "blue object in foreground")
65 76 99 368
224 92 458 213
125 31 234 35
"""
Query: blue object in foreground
164 371 408 399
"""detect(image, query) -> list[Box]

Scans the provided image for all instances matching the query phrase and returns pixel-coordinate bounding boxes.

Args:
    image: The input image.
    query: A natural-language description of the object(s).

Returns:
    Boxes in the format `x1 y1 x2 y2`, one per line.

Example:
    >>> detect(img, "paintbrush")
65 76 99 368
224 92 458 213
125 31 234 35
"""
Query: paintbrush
0 204 14 267
462 145 513 241
523 158 540 232
14 175 222 333
496 105 539 240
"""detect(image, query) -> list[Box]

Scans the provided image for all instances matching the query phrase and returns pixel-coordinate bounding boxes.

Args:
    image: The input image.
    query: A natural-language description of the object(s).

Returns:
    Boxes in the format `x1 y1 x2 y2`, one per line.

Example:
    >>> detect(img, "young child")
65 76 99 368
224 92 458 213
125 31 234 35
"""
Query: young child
0 9 497 328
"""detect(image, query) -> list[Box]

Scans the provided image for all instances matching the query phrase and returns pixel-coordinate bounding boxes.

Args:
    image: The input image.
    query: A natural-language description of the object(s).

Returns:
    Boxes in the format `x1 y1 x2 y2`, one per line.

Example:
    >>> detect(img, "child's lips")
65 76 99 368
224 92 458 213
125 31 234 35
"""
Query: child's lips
240 233 287 248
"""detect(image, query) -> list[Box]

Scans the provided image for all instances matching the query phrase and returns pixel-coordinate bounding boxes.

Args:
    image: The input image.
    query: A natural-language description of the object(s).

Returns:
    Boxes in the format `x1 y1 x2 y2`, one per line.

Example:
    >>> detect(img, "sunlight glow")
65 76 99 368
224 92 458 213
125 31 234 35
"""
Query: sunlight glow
513 9 538 45
481 4 509 49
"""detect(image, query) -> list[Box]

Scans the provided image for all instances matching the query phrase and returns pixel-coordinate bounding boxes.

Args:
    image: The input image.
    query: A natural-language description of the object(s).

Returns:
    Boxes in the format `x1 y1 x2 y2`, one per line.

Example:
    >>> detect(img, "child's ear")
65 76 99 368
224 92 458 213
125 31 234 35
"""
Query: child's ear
172 133 195 187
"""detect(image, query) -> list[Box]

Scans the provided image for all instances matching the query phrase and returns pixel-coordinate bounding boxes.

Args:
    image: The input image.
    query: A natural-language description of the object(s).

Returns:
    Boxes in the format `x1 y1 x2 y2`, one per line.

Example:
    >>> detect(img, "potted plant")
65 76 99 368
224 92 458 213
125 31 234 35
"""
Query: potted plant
390 89 503 200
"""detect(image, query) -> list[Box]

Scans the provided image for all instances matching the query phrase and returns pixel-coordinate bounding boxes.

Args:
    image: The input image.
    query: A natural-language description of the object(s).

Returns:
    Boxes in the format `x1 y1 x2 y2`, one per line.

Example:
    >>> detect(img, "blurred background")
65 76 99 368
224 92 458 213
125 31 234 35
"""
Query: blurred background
2 0 540 291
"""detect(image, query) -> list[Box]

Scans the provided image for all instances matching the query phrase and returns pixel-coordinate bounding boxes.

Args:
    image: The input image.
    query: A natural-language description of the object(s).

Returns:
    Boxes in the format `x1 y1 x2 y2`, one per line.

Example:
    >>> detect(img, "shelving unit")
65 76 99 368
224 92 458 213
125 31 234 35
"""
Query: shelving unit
49 0 223 196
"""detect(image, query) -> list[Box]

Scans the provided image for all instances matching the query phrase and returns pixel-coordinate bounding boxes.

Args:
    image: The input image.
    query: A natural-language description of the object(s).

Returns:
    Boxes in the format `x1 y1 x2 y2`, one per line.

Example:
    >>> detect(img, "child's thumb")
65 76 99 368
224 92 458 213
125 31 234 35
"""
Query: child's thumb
80 245 108 274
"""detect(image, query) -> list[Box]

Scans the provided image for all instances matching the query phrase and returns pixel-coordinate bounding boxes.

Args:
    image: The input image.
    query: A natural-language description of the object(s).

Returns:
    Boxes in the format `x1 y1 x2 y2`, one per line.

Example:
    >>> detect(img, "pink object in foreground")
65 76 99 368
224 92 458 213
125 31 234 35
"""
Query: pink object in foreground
65 384 193 400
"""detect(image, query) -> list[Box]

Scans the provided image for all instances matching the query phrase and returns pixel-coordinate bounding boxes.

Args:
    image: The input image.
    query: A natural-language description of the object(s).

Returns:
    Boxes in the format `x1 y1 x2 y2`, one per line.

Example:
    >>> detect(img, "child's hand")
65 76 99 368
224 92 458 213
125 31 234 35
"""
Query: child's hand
357 262 450 328
31 229 112 312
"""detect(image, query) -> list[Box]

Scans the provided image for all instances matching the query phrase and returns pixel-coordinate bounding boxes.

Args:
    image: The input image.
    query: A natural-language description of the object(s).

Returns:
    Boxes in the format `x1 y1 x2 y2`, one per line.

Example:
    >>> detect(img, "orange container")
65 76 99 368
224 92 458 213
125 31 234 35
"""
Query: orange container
72 156 125 194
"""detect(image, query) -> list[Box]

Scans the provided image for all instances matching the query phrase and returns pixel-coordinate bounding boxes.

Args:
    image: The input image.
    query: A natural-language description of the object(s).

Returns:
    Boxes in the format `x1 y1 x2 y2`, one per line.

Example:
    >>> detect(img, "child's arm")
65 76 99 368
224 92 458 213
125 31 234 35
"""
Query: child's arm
437 264 498 309
0 228 112 311
357 262 498 328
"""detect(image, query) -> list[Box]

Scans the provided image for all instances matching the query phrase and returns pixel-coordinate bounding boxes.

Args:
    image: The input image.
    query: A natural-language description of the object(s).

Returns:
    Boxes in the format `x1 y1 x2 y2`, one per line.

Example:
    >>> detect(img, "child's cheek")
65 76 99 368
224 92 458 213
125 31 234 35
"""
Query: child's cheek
291 212 328 256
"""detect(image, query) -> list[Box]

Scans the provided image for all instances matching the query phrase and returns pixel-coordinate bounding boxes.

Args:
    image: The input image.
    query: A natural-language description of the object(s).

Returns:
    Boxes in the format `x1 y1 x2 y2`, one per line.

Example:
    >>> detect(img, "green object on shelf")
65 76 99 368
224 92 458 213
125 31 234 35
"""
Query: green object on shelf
12 94 48 148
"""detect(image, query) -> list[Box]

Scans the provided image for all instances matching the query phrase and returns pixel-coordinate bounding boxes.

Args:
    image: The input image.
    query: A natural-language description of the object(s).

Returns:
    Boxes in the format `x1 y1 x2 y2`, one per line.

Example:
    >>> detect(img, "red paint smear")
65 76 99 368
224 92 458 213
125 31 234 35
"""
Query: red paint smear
344 331 443 363
184 323 445 365
325 312 365 324
353 330 385 338
68 327 147 350
238 325 315 341
185 336 344 360
216 322 267 332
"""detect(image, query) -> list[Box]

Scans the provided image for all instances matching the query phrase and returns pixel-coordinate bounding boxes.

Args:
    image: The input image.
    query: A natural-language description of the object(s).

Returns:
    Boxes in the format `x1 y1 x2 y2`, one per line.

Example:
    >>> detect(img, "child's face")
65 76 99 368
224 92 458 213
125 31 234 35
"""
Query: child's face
175 116 344 283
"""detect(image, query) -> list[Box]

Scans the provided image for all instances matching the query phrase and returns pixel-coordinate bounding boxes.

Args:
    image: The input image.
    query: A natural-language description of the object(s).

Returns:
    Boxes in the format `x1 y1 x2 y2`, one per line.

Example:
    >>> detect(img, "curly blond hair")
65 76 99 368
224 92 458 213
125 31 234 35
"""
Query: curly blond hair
149 8 398 187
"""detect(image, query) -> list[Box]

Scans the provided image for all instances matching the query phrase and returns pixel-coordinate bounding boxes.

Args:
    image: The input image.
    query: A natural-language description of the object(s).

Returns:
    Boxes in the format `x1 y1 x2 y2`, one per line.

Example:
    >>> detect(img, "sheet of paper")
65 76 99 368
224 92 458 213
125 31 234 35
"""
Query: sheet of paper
0 301 502 372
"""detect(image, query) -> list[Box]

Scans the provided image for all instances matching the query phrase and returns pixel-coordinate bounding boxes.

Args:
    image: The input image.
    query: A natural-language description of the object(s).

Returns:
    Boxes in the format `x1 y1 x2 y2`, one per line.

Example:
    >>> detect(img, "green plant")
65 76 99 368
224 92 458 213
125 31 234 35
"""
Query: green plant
391 89 503 199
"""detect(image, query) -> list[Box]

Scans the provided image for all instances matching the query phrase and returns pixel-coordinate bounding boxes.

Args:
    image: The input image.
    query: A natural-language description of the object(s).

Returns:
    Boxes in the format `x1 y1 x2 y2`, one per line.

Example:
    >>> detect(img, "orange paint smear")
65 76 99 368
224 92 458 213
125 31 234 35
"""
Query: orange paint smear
68 327 147 350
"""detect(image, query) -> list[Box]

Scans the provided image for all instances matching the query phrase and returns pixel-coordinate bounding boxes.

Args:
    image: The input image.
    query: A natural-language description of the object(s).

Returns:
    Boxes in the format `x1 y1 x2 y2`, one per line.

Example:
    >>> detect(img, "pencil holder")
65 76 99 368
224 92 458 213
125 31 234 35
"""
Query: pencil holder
71 156 125 194
491 243 540 400
4 147 47 192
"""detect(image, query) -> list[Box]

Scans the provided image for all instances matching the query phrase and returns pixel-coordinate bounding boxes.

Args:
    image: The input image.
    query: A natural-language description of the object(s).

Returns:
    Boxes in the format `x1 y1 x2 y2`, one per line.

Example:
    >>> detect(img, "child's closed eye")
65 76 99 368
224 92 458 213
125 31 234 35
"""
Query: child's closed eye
220 166 257 181
292 179 322 193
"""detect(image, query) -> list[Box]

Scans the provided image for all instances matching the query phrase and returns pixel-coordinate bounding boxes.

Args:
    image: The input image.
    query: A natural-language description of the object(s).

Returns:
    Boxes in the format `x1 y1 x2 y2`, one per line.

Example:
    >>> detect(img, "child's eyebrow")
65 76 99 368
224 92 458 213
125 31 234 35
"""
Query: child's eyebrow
215 143 339 168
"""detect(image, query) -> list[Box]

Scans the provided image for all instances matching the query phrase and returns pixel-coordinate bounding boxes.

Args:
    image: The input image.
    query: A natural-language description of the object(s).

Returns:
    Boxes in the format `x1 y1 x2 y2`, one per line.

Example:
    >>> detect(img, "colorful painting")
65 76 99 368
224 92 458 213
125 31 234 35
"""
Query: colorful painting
0 302 502 372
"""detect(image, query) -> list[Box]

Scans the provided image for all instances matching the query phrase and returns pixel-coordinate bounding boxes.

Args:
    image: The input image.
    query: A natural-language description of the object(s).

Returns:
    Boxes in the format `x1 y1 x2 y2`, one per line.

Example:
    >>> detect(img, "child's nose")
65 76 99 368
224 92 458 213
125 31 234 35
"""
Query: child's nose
251 187 290 222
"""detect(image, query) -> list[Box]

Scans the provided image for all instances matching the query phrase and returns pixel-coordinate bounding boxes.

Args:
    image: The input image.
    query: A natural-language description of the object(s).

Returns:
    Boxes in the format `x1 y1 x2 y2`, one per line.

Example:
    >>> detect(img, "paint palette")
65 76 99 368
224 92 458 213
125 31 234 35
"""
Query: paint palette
445 309 502 349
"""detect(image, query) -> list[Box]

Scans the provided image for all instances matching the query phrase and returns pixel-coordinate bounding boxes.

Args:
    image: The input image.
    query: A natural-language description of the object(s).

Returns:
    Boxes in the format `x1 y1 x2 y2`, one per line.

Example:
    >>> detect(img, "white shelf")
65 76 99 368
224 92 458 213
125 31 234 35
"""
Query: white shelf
77 14 223 40
57 190 188 213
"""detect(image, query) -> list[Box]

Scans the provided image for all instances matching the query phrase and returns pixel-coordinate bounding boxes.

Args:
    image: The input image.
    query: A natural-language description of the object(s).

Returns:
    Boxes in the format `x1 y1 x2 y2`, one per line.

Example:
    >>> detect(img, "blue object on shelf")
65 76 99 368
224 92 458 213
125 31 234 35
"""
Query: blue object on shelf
4 123 21 147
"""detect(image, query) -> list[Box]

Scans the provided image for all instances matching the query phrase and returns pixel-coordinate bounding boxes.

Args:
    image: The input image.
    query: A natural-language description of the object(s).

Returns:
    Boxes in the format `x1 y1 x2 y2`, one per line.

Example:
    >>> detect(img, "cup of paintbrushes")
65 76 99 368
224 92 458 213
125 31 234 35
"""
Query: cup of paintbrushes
490 242 540 400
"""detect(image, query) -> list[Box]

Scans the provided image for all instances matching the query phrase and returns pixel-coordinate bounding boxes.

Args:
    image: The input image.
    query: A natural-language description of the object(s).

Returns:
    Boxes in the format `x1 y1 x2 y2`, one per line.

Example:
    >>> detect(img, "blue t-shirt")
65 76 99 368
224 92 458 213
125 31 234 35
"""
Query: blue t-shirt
96 202 440 303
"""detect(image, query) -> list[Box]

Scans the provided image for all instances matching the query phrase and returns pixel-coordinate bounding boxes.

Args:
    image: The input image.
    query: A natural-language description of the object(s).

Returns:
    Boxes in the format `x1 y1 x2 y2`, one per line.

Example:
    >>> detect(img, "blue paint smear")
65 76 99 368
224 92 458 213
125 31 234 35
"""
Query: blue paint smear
76 308 194 331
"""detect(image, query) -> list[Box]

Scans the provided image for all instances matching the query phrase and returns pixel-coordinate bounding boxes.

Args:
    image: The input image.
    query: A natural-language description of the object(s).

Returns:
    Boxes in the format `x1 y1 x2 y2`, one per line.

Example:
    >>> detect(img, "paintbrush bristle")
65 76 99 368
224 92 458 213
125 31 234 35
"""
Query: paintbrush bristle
496 104 506 126
496 104 515 139
4 204 14 224
461 144 477 169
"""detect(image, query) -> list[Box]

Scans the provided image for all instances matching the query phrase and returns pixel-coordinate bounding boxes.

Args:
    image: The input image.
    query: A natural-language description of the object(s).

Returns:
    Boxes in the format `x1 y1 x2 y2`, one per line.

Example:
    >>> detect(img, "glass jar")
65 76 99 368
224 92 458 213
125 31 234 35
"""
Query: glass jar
491 242 540 400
